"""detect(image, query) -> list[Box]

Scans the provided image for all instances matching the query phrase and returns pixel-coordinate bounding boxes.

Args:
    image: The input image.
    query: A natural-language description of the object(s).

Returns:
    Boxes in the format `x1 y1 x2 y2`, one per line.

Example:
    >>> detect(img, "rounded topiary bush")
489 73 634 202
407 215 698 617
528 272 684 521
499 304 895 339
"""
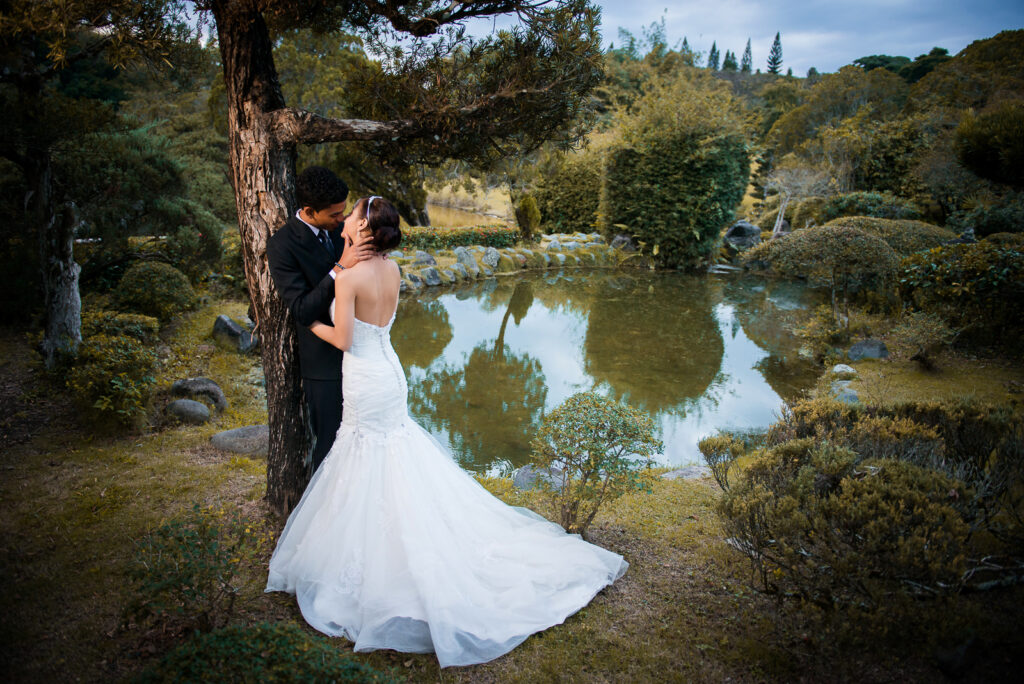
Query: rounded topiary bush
822 216 956 256
81 310 159 344
114 260 196 321
598 75 749 269
133 622 393 683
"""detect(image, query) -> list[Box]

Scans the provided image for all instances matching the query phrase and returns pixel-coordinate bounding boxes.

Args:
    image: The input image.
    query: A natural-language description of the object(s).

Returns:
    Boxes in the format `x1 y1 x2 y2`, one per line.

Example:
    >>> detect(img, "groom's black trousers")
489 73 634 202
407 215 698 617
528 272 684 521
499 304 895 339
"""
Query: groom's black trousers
303 377 343 473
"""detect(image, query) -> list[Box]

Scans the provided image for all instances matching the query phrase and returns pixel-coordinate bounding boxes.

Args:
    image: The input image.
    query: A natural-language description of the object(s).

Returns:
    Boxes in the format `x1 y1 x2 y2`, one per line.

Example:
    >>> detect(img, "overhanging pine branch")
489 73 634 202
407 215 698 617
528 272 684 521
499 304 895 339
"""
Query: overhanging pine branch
268 108 420 145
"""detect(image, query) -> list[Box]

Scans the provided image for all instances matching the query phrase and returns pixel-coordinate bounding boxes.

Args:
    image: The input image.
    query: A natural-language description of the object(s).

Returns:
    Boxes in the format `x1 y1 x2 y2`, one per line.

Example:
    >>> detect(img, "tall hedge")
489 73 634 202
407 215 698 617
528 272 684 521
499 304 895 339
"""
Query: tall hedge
533 146 602 235
597 74 750 269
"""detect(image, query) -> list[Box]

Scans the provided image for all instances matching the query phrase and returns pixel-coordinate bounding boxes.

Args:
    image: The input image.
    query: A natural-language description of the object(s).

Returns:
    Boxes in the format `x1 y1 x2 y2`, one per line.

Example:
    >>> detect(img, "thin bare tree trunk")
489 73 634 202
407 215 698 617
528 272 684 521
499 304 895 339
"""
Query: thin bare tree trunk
772 192 790 238
214 0 309 514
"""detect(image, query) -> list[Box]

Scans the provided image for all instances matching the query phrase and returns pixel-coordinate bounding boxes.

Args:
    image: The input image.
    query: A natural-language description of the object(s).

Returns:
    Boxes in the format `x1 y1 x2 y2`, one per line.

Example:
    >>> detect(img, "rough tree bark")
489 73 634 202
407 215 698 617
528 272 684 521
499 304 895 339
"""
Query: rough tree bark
27 154 82 367
213 1 310 514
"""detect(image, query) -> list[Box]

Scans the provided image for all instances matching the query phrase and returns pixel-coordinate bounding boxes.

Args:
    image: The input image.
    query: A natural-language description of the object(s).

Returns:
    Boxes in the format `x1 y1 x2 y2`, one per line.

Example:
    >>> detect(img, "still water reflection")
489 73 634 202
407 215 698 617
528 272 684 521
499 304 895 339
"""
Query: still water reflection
390 271 820 474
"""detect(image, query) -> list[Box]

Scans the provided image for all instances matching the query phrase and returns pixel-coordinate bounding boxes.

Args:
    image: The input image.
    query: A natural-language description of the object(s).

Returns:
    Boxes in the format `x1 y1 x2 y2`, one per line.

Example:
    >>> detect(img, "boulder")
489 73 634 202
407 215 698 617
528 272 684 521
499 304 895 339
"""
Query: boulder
546 240 561 252
723 220 762 252
213 314 258 354
420 267 442 286
451 262 469 280
454 246 481 276
171 377 228 412
848 339 889 361
405 273 424 289
831 363 857 376
553 253 566 265
610 234 637 252
661 465 712 480
708 264 743 275
480 265 494 276
166 398 210 424
561 241 580 251
210 425 269 457
388 250 404 259
513 464 565 491
585 241 604 248
441 269 456 283
413 250 436 266
482 247 501 268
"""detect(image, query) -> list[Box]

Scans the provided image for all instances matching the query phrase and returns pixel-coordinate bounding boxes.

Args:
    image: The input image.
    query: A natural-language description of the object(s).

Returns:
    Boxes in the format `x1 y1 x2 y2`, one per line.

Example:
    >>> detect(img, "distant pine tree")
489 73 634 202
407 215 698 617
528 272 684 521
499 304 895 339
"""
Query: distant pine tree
722 50 738 72
767 32 783 74
708 41 720 70
681 36 690 53
807 66 819 78
786 67 793 77
741 39 752 73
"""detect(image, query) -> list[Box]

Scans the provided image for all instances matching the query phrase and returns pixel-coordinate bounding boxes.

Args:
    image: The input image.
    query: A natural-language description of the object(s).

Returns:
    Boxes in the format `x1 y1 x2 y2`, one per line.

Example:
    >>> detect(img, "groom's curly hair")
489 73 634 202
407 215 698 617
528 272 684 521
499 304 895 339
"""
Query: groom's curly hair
296 166 349 212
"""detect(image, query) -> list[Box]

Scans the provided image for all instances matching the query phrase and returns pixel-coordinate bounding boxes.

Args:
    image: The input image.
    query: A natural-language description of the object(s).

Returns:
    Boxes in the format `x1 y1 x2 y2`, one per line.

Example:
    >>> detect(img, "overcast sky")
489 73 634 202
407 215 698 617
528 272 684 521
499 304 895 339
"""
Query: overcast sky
468 0 1024 75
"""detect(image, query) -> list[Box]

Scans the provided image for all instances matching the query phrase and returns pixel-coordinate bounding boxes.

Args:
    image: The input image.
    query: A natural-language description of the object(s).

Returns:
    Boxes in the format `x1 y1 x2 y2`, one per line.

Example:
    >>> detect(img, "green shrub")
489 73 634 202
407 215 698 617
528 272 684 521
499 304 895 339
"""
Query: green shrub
888 311 955 369
954 100 1024 188
819 191 922 222
822 216 956 255
698 433 745 491
133 622 393 684
530 392 662 536
898 242 1024 347
401 223 517 249
755 195 829 231
985 231 1024 248
515 194 541 242
127 504 269 634
598 76 750 269
81 310 159 344
947 192 1024 237
534 147 602 235
114 260 196 321
66 333 157 426
742 226 900 327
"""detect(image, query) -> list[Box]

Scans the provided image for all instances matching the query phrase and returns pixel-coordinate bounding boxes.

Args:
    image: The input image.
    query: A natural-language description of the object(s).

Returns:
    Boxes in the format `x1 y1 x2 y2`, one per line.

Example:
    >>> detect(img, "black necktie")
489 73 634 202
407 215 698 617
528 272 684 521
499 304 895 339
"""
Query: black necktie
317 229 332 255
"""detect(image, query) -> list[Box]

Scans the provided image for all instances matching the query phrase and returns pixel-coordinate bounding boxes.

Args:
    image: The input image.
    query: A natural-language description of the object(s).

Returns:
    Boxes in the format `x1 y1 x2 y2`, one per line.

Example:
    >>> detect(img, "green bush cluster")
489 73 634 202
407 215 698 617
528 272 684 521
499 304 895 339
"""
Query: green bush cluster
81 310 159 343
533 147 602 235
127 504 269 634
66 315 158 426
947 192 1024 237
133 622 393 683
598 78 749 269
114 260 197 321
899 242 1024 348
954 100 1024 188
515 194 541 242
711 397 1023 609
819 191 922 222
530 392 661 536
822 216 956 256
401 223 518 249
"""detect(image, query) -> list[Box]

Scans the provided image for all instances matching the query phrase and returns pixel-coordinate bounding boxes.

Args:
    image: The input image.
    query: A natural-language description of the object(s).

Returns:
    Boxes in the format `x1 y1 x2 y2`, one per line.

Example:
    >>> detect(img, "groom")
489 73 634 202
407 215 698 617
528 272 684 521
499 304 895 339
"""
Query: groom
267 166 371 473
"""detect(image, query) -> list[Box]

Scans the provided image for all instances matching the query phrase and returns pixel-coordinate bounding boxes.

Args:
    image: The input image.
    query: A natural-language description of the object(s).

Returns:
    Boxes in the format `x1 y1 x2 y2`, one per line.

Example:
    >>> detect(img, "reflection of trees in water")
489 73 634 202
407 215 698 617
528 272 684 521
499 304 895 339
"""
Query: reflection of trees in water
584 275 724 415
720 277 821 400
408 280 547 470
391 298 453 369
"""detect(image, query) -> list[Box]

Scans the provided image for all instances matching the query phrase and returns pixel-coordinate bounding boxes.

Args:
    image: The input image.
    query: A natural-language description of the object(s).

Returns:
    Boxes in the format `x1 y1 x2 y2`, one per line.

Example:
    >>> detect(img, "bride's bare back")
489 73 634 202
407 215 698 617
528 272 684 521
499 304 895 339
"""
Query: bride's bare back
346 256 401 327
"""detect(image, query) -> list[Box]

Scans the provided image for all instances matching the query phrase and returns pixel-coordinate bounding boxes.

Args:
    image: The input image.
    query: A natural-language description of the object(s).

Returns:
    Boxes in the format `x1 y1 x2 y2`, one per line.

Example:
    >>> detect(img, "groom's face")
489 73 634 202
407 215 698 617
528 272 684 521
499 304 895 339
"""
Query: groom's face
304 201 347 231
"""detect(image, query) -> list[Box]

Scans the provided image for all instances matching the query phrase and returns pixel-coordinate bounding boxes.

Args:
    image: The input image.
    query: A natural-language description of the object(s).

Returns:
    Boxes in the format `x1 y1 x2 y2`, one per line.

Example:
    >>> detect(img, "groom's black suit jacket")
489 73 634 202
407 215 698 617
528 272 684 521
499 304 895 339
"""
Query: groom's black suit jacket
267 214 345 381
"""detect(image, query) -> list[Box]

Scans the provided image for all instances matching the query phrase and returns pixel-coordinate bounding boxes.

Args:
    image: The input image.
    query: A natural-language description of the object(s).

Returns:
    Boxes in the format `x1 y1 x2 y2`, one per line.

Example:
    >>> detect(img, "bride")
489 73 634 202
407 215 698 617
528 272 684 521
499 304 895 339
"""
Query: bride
265 195 627 668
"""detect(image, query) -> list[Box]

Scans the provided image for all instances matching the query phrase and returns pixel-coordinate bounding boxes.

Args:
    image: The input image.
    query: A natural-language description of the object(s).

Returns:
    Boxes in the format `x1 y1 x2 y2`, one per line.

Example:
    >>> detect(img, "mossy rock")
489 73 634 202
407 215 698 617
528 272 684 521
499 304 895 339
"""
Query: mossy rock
496 255 518 273
527 251 547 268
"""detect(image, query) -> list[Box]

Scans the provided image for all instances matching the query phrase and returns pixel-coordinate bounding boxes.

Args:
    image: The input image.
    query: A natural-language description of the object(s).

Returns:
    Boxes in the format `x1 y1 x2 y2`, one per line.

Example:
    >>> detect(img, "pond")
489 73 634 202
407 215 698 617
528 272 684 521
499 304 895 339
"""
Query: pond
390 270 822 475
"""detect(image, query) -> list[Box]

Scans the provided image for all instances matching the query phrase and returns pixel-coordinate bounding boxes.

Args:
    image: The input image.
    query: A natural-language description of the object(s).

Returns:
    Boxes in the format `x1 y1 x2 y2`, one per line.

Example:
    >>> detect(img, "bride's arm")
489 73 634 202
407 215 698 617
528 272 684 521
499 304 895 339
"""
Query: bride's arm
310 272 355 351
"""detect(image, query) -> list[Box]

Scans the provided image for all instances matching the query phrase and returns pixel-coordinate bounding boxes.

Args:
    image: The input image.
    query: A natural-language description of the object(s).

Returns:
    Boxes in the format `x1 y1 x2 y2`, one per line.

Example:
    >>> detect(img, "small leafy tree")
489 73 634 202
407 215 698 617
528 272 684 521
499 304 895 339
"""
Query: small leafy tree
531 392 662 536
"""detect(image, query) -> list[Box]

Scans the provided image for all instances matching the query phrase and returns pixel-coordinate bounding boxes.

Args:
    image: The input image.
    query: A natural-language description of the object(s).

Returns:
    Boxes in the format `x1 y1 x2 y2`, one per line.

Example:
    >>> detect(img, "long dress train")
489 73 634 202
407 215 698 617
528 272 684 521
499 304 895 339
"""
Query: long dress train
265 311 627 667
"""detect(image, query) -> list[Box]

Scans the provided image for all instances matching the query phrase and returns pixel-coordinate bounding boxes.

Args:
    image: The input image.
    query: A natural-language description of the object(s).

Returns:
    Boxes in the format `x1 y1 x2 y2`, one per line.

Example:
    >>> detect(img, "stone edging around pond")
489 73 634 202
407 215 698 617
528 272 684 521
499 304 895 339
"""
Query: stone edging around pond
392 232 636 292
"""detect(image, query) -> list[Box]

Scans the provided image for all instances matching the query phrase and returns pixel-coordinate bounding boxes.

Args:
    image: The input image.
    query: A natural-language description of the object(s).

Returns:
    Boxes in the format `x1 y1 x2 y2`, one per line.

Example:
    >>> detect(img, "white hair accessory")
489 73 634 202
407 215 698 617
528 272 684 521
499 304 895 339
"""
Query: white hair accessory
365 195 380 215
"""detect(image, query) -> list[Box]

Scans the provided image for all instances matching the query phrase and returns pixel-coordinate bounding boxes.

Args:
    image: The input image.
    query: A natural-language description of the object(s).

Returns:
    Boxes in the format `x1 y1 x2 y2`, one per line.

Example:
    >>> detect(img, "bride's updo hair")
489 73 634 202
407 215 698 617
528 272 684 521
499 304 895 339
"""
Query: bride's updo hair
358 196 402 252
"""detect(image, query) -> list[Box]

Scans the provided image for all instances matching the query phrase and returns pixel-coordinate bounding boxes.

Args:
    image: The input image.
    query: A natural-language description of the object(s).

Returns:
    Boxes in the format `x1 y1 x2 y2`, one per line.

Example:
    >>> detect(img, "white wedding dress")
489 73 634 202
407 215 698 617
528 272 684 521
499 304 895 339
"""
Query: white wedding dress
265 308 627 667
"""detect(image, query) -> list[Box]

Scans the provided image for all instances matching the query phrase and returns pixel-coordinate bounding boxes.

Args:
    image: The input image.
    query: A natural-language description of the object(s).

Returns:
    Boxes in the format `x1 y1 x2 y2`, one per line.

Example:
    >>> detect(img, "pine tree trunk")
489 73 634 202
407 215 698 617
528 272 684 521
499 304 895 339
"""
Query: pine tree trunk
214 0 310 515
28 155 81 368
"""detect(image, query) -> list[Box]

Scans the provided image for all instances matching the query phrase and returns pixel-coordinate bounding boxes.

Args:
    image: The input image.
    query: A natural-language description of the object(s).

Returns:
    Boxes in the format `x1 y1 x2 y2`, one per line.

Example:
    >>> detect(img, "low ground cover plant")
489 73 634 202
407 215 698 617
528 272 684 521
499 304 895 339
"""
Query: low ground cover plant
401 224 518 249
